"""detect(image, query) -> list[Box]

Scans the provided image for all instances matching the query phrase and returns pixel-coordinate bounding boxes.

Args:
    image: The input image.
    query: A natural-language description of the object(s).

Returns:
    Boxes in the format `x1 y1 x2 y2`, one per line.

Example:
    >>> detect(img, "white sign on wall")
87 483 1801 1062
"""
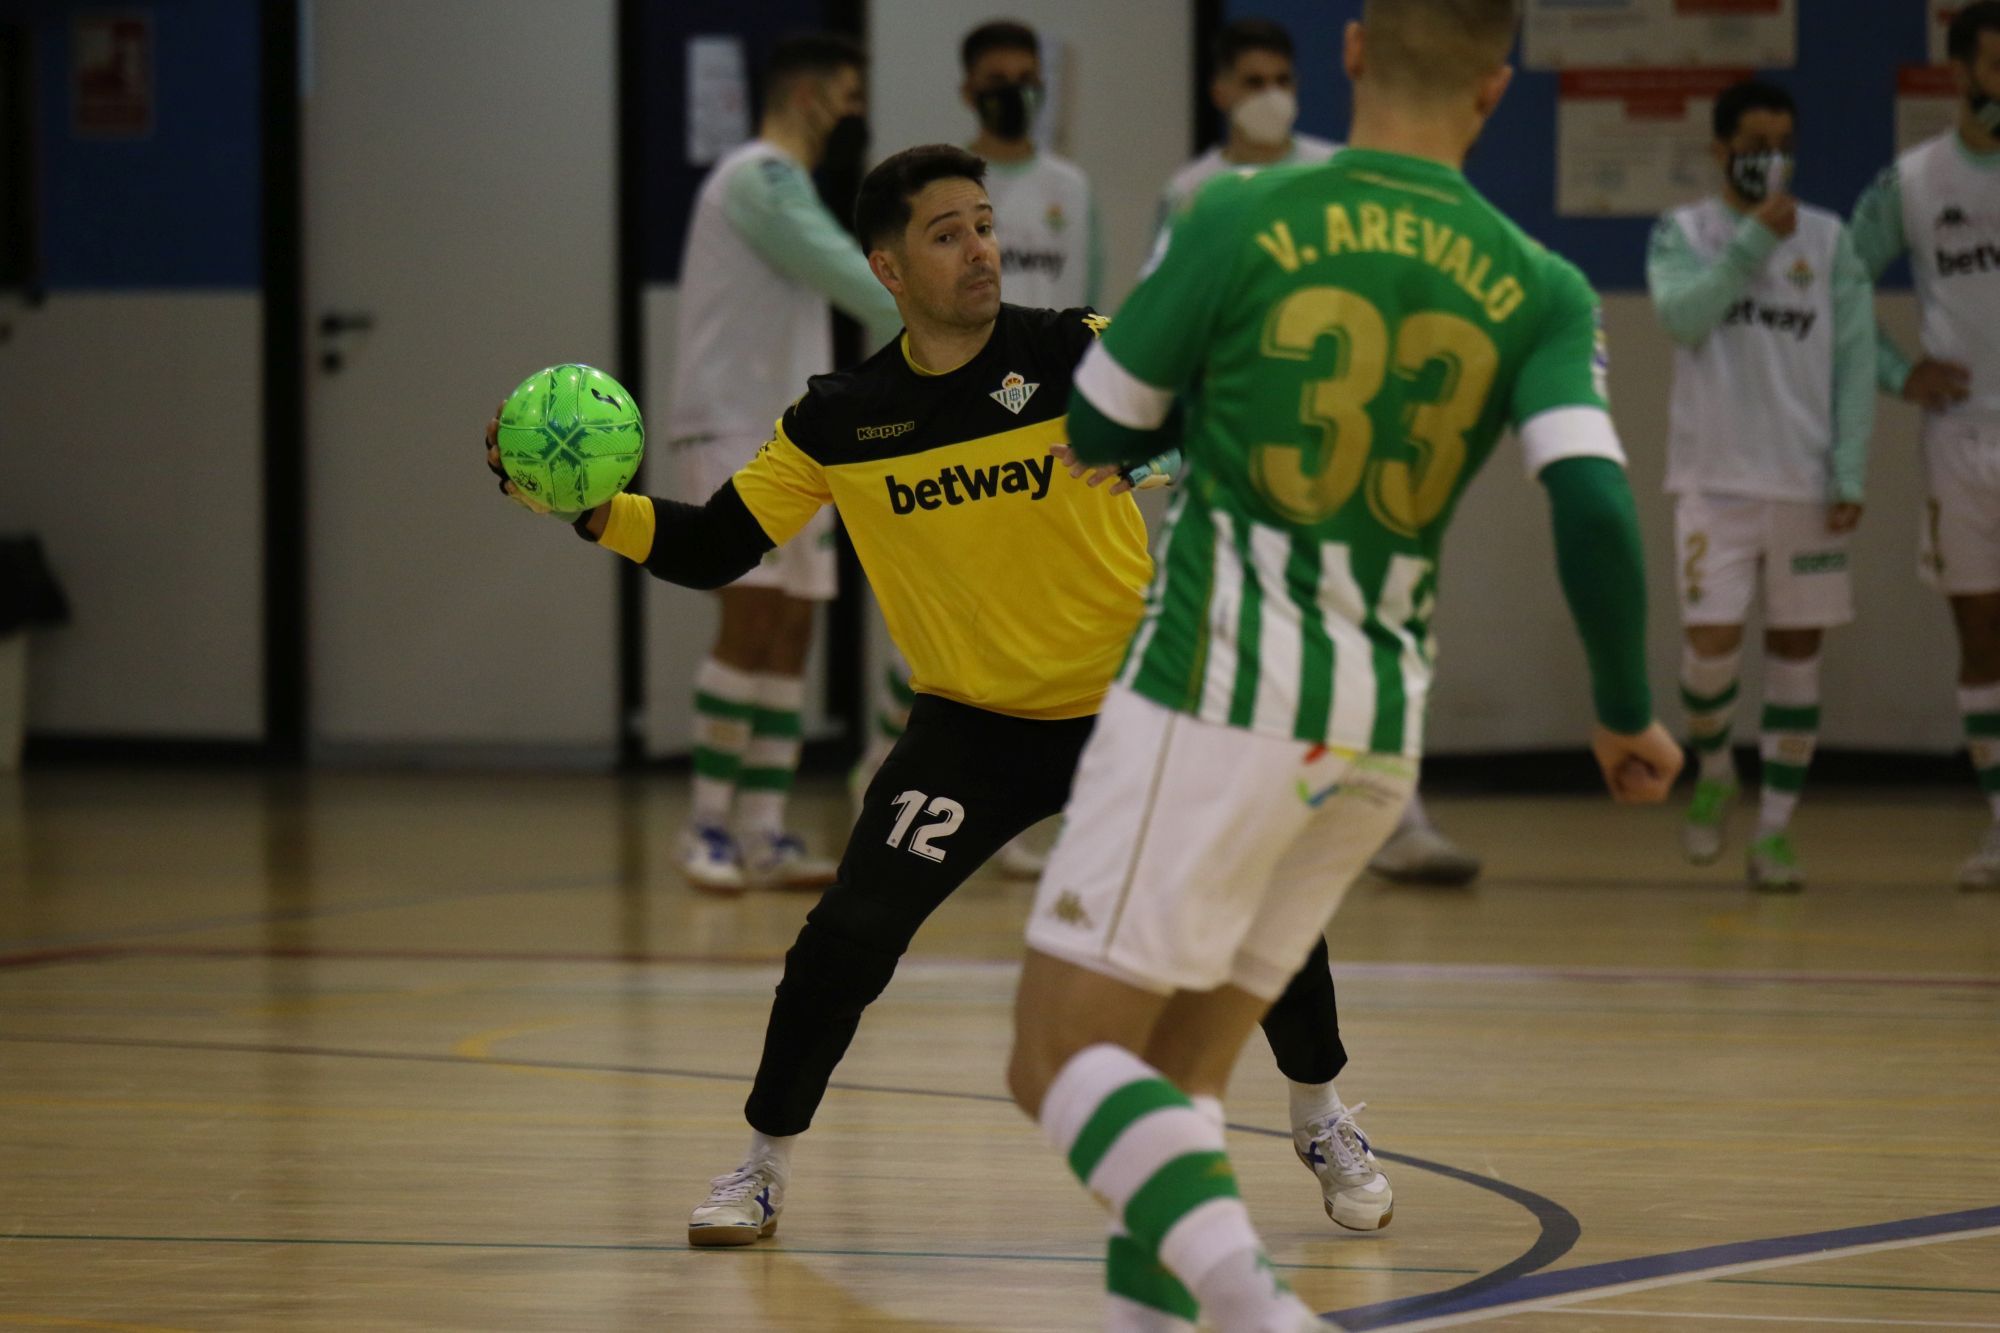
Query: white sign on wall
1897 63 1962 151
686 35 750 167
1556 68 1750 216
1524 0 1795 70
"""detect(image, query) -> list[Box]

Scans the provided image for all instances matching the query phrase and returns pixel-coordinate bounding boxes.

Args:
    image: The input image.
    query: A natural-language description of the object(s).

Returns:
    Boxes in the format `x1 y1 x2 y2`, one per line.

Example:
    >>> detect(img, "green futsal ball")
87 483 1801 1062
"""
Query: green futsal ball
495 363 645 513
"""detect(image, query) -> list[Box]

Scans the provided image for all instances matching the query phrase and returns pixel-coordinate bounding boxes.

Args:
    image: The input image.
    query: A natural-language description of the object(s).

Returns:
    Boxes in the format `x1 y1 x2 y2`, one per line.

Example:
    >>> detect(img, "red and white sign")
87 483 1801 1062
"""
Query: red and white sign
1898 63 1962 152
1557 69 1753 216
1932 3 1965 63
73 12 152 139
1525 0 1794 71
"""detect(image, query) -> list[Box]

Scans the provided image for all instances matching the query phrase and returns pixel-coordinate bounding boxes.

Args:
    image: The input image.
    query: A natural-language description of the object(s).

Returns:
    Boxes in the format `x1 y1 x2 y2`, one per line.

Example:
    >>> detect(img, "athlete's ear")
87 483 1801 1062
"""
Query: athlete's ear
869 247 904 297
1474 64 1514 121
1342 20 1365 83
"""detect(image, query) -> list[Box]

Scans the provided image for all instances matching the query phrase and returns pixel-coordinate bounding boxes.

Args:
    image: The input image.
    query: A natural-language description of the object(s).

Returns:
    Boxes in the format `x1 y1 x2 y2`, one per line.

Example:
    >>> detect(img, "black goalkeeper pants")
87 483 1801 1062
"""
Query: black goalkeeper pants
744 694 1350 1137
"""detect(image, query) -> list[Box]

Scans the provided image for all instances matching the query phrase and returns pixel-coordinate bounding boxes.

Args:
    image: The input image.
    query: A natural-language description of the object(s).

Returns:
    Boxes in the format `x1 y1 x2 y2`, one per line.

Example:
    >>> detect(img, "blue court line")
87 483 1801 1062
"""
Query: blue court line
0 1029 1581 1307
1333 1203 2000 1329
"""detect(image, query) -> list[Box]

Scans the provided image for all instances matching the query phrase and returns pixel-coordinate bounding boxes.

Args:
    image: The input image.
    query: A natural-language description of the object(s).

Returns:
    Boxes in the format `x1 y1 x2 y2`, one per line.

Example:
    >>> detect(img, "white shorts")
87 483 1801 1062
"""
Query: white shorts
1674 493 1853 629
673 432 838 601
1025 686 1416 1002
1920 417 2000 596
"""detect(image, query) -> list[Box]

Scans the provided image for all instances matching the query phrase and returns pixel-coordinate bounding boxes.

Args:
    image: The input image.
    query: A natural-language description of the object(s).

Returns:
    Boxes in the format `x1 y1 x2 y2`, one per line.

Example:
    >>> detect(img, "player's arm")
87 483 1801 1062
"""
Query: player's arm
577 486 773 589
1644 211 1778 346
723 155 904 348
1827 225 1875 512
1518 264 1680 802
1848 164 1918 397
1068 179 1243 467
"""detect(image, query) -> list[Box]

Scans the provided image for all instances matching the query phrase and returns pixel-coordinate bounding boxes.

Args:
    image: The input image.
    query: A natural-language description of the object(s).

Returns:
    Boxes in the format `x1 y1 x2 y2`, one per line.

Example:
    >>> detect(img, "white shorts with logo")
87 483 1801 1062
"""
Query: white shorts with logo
1921 417 2000 596
1673 493 1853 629
1025 686 1416 1002
674 432 838 601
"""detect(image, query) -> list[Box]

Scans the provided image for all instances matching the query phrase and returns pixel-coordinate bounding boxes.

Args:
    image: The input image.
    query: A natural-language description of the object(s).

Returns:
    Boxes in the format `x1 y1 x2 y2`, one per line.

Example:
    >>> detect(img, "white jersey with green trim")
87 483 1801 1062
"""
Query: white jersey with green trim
666 140 901 447
1145 134 1340 274
1892 132 2000 421
983 151 1100 310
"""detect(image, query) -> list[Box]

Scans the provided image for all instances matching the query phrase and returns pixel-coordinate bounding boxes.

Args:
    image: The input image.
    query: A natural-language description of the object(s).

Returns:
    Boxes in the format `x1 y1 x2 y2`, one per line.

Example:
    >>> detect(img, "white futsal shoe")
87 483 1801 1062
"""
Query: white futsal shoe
742 831 838 891
1367 824 1481 886
996 832 1048 879
1295 1103 1394 1231
1958 824 2000 891
687 1160 785 1247
679 821 745 895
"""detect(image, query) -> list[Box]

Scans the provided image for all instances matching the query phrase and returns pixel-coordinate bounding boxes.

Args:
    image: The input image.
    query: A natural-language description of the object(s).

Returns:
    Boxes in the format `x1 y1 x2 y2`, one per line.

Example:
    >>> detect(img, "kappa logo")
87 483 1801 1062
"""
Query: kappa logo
1939 205 1971 229
1051 891 1092 928
990 370 1040 415
857 420 915 442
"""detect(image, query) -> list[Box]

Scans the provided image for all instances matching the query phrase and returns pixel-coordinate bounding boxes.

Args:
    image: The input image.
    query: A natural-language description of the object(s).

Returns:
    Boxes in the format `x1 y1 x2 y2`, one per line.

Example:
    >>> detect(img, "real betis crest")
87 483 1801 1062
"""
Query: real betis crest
991 371 1039 415
1787 257 1814 289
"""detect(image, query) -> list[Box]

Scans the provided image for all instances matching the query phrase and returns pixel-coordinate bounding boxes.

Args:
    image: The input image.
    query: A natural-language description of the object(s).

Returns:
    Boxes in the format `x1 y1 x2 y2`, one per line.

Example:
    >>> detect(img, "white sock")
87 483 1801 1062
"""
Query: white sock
1758 654 1821 836
1959 682 2000 823
1286 1080 1344 1134
1397 789 1431 834
745 1129 797 1177
692 658 757 825
1680 645 1742 786
737 673 805 836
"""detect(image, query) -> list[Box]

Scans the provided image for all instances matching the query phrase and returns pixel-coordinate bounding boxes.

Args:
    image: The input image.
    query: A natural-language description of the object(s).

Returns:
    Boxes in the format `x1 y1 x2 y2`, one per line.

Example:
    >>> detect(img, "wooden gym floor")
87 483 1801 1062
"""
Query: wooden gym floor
1 769 1996 1331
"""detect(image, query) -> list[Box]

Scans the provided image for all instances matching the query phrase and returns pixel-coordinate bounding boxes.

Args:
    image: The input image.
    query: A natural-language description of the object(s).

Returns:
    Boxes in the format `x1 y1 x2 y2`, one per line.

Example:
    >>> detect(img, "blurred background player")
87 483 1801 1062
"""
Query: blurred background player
1647 81 1874 891
1851 0 2000 890
1008 0 1681 1324
666 34 903 893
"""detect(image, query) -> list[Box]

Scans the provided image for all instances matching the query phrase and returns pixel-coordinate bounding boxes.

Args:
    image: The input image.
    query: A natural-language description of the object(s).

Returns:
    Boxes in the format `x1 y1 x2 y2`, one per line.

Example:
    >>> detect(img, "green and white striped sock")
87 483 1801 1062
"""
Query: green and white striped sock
691 659 757 826
1680 646 1742 785
1040 1045 1285 1321
1758 655 1821 835
738 673 804 836
1102 1092 1222 1330
1959 682 2000 822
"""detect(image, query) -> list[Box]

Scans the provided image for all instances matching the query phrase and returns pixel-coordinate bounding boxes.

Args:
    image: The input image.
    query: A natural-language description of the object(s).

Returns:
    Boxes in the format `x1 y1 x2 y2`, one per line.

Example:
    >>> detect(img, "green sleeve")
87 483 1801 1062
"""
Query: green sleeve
1848 164 1915 396
1645 211 1779 346
1829 225 1876 503
1068 387 1169 468
723 153 903 347
1512 255 1611 427
1540 456 1653 734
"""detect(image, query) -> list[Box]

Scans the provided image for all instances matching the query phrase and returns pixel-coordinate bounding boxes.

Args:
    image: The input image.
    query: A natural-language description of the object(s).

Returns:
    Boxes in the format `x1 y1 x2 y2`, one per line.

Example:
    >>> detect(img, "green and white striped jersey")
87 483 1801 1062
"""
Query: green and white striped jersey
1073 147 1625 757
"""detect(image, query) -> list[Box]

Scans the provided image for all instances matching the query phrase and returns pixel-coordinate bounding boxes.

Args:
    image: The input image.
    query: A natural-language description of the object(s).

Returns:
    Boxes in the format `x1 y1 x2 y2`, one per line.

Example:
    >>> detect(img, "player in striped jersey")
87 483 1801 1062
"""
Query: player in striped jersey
1851 0 2000 889
1007 2 1679 1327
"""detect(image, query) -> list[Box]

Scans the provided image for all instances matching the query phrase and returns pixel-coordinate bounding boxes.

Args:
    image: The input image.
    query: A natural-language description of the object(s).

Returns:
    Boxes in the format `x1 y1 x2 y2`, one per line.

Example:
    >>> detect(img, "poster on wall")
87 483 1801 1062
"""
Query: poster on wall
686 35 750 167
1556 69 1750 216
1897 63 1961 151
72 12 152 138
1524 0 1795 70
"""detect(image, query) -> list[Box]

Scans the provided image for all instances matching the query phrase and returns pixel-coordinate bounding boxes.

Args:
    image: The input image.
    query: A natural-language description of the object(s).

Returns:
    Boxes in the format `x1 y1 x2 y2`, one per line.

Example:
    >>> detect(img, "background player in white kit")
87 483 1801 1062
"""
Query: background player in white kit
1851 0 2000 890
1149 16 1481 887
1648 81 1875 891
667 34 902 893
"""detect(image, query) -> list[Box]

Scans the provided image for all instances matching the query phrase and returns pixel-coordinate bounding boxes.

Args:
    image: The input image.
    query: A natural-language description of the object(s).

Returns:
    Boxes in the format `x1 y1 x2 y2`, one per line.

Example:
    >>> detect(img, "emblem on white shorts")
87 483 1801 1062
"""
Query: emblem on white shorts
1052 891 1092 928
991 371 1039 415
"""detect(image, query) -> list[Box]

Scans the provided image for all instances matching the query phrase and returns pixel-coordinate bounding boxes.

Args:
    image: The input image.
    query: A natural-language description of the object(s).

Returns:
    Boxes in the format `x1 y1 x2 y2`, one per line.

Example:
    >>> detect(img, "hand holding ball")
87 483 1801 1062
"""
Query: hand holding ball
490 364 644 518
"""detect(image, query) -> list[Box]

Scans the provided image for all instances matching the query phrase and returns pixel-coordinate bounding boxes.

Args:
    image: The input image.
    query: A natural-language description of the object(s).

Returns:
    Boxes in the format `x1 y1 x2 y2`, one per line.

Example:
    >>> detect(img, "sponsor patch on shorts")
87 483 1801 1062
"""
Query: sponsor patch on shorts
1791 551 1848 575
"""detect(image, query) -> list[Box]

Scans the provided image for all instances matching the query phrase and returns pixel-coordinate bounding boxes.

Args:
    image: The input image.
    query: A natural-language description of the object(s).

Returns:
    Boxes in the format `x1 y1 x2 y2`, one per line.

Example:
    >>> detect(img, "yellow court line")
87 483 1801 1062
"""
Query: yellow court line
0 1315 204 1333
0 1092 718 1134
449 1016 641 1089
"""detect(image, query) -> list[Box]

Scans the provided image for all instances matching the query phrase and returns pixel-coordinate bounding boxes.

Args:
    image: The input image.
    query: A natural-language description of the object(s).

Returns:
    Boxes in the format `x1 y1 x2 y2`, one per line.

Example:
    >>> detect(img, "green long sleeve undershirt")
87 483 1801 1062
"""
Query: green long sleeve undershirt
1542 455 1653 735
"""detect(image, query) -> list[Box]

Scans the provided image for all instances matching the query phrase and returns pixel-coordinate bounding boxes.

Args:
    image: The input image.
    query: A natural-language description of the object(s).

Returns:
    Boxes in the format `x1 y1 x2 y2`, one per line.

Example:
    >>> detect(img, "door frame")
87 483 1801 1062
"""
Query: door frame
262 0 306 763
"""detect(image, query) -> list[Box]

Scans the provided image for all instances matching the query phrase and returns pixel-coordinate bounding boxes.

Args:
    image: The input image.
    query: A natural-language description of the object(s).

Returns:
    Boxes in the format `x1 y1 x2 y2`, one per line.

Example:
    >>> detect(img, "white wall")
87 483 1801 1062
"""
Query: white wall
867 0 1194 312
0 292 263 738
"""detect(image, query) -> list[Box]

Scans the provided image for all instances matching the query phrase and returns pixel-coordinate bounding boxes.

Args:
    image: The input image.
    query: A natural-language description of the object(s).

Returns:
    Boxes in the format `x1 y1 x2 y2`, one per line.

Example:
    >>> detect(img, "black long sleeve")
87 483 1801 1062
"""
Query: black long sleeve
575 481 775 590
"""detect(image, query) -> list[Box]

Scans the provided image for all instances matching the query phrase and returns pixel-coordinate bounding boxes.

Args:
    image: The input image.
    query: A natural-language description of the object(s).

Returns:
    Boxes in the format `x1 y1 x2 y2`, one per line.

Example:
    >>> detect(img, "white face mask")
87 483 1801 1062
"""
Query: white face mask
1231 87 1298 147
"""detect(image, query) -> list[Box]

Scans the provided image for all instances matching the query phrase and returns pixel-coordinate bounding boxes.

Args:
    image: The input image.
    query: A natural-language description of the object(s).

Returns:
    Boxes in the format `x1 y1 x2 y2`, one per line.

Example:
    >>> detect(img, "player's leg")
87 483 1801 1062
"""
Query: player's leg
682 583 786 893
738 512 840 888
1252 938 1385 1229
1747 499 1853 890
1924 420 2000 888
689 698 1080 1246
1676 494 1755 864
1366 787 1480 885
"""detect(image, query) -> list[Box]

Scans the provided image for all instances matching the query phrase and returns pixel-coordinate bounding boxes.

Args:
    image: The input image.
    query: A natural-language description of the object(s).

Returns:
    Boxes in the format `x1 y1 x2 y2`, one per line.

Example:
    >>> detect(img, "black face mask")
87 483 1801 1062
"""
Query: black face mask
974 82 1041 140
822 113 869 177
1727 149 1792 204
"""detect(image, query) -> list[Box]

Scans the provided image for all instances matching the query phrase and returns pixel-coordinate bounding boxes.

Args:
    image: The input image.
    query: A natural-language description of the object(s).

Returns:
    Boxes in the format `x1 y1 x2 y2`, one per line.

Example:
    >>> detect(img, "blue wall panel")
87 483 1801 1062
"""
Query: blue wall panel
1219 0 1929 290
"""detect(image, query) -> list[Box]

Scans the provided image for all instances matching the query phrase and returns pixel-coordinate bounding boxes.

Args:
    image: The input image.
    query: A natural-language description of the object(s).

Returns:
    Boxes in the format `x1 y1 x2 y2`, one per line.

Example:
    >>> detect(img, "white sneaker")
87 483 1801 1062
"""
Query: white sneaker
1958 824 2000 891
742 831 838 891
1295 1103 1393 1231
1368 825 1481 886
995 832 1047 879
687 1160 784 1247
680 821 744 895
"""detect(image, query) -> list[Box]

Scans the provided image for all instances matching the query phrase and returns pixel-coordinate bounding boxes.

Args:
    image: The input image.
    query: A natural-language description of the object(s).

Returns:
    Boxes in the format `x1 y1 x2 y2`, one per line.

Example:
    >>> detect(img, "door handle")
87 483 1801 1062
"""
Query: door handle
318 310 376 337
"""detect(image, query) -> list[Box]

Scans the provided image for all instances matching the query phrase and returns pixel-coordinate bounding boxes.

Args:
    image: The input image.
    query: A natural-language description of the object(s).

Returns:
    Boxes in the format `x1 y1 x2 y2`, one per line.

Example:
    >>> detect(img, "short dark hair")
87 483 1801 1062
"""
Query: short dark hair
855 144 988 252
1712 80 1796 141
1948 0 2000 63
764 32 866 114
961 20 1039 72
1214 18 1295 72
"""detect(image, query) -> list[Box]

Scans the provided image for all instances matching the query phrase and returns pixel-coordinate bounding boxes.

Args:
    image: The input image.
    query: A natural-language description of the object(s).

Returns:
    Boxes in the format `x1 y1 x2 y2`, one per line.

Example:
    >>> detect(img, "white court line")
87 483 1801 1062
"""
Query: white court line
1373 1224 2000 1331
1551 1311 2000 1329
